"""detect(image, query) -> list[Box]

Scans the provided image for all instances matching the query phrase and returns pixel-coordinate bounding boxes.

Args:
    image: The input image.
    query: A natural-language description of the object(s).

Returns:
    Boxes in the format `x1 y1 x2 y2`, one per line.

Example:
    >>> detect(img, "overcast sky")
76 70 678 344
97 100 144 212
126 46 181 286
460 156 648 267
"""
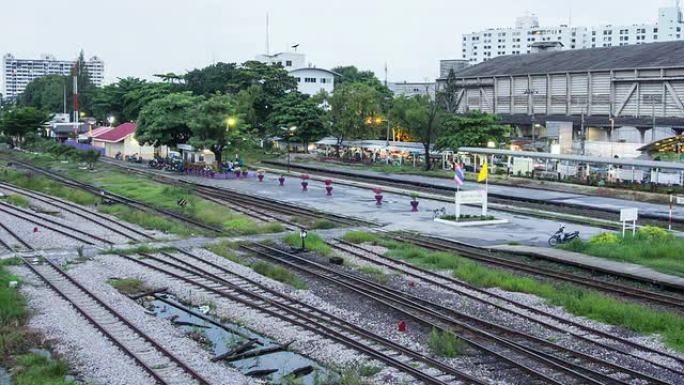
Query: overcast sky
0 0 678 90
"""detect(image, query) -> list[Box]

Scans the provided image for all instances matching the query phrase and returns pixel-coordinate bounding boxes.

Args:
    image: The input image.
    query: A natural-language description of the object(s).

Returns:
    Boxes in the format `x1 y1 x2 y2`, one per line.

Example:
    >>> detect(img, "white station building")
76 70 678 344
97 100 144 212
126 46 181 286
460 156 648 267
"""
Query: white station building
462 5 684 64
255 51 336 95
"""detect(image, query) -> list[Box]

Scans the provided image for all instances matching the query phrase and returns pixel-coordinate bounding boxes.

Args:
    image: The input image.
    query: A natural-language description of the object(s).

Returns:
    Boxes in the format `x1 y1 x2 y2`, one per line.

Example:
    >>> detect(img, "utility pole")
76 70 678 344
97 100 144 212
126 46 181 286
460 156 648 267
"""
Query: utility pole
523 88 538 144
580 111 586 155
652 97 657 143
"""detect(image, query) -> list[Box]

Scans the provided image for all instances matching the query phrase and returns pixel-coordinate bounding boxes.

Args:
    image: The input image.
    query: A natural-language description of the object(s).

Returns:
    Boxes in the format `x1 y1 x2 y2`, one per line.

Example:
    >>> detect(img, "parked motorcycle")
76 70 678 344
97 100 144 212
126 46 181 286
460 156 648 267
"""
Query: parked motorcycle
548 225 580 246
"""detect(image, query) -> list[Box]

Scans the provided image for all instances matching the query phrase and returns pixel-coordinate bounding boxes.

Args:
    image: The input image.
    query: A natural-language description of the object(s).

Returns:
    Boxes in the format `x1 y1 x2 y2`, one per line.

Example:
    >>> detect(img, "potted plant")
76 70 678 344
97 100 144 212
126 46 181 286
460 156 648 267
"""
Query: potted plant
373 187 383 206
241 166 249 177
257 169 265 182
233 167 241 178
301 174 310 191
409 192 420 212
278 175 285 186
324 179 333 196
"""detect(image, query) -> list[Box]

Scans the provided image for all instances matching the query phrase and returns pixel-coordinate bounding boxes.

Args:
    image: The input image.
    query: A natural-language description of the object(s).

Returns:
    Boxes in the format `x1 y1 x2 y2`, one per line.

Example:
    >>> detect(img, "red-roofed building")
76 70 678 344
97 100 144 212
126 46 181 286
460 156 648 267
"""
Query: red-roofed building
91 122 164 160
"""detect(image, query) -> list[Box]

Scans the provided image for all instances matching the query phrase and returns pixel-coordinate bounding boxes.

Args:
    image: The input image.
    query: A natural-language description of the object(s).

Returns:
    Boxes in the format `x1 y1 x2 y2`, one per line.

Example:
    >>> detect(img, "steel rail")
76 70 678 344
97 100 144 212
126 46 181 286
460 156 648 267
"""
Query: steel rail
332 239 684 373
23 257 213 385
246 243 676 385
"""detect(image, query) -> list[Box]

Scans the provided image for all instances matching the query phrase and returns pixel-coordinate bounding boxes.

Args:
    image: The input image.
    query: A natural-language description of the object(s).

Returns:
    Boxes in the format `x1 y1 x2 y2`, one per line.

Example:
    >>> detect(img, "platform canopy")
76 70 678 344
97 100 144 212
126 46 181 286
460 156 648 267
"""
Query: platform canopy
637 135 684 154
458 147 684 171
316 138 429 154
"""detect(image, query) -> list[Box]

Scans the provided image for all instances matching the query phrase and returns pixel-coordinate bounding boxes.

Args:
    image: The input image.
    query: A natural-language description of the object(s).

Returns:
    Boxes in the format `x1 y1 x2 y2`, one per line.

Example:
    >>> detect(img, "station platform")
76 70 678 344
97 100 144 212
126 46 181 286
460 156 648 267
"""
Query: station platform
491 244 684 291
264 160 684 223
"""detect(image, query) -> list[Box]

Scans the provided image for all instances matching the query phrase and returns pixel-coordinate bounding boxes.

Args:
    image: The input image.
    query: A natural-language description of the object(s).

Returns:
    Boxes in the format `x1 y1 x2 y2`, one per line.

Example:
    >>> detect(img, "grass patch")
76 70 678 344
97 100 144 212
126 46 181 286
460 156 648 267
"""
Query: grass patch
97 204 202 237
13 353 72 385
341 231 380 244
283 232 333 256
560 229 684 277
1 193 31 208
358 265 390 284
108 277 146 295
309 219 336 230
207 241 247 265
104 245 175 256
428 327 464 357
377 238 684 353
251 261 307 289
0 167 98 206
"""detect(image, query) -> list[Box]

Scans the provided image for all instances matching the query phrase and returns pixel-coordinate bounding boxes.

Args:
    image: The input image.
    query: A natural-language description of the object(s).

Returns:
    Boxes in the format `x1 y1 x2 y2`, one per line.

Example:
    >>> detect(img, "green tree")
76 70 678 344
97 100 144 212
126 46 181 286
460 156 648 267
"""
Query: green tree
268 92 327 149
327 83 382 156
331 65 391 97
78 149 101 170
435 111 510 151
92 78 172 123
390 95 443 170
0 107 51 146
438 69 460 114
188 94 239 164
136 93 199 147
17 75 67 112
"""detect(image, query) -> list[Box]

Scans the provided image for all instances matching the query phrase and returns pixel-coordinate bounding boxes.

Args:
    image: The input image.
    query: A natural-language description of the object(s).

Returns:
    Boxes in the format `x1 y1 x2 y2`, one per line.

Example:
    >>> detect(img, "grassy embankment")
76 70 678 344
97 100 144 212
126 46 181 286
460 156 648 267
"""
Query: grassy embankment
561 227 684 278
1 258 73 384
2 154 285 236
341 231 684 353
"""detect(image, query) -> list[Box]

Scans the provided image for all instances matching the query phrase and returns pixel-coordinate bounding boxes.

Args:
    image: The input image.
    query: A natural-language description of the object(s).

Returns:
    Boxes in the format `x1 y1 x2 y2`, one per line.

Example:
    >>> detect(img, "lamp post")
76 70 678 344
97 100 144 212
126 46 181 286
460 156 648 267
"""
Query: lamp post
281 126 297 172
523 88 539 144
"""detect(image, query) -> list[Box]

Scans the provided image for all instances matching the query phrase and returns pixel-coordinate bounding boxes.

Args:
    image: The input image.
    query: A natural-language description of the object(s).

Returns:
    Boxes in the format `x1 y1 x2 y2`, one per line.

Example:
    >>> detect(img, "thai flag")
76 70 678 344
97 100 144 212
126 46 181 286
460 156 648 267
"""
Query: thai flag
454 163 465 186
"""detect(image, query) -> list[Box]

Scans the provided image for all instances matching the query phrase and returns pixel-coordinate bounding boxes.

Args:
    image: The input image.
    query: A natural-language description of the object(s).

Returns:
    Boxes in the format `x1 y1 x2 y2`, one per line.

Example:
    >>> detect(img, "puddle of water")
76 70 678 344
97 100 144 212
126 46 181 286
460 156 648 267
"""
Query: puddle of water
0 367 10 385
148 295 336 384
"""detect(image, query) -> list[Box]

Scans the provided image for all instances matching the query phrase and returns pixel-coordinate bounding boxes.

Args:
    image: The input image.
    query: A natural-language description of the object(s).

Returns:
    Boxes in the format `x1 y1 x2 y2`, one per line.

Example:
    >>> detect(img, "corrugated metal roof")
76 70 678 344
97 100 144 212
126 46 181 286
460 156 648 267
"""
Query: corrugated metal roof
458 147 684 170
451 41 684 78
92 122 137 143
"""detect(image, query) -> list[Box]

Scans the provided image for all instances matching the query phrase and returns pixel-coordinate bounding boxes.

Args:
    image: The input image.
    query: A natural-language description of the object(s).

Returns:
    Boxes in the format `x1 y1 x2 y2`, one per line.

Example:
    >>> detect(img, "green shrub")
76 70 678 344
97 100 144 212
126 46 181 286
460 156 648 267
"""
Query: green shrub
1 193 30 208
13 353 72 385
637 226 672 240
588 233 620 244
428 328 464 357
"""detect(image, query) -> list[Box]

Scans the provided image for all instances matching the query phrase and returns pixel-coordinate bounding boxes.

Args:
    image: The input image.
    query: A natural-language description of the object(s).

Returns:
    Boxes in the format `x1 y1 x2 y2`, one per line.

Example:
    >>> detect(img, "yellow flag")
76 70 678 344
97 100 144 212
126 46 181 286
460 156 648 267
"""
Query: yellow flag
477 161 488 182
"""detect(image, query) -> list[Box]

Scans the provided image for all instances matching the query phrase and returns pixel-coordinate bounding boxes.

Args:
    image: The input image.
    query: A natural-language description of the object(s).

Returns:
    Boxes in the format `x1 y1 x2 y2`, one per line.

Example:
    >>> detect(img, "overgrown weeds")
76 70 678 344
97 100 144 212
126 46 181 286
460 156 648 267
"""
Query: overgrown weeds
428 328 464 357
251 261 307 289
283 232 333 256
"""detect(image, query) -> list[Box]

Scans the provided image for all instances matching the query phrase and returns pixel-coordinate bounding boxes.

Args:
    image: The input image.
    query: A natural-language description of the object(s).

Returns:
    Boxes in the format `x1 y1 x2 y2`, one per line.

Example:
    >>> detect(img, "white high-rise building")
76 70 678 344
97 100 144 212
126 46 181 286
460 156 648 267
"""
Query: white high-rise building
462 6 684 64
2 53 105 100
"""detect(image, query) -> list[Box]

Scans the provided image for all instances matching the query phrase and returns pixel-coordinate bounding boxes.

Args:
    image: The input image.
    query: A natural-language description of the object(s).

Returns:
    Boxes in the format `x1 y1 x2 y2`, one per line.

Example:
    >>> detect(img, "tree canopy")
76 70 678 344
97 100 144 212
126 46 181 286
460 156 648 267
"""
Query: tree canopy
136 93 199 147
268 92 327 146
391 95 443 170
327 82 382 155
0 107 51 146
435 111 510 151
188 94 240 164
332 65 391 98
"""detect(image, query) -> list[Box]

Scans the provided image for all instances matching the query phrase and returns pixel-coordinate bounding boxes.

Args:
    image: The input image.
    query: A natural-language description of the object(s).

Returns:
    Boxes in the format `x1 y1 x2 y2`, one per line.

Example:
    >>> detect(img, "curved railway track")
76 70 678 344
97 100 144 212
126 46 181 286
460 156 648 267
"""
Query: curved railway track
23 257 214 385
2 158 224 234
392 232 684 308
117 249 487 385
0 182 153 242
331 239 684 374
0 218 32 252
244 243 681 385
98 158 373 229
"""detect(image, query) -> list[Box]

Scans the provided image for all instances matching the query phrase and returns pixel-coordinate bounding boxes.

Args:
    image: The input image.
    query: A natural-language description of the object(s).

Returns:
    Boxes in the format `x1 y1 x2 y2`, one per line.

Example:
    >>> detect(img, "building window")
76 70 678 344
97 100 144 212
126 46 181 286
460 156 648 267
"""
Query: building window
296 77 301 82
304 77 317 83
654 35 658 40
320 78 327 84
286 60 292 67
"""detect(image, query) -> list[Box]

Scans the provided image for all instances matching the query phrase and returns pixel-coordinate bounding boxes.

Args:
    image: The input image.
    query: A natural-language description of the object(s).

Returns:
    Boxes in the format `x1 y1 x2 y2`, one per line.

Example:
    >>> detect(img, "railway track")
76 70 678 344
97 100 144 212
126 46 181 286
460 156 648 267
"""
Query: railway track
0 182 153 242
261 160 684 229
0 200 112 246
98 158 374 229
331 239 684 375
23 256 213 385
392 232 684 307
118 249 487 385
0 218 32 252
2 158 224 234
244 242 680 385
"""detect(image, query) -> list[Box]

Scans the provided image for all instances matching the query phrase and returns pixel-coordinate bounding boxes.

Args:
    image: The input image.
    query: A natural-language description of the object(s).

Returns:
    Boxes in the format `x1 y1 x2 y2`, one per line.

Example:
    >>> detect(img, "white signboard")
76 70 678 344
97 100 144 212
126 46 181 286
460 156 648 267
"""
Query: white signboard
620 208 638 222
619 208 638 237
651 170 684 186
558 164 578 178
677 196 684 205
455 190 488 220
612 168 644 183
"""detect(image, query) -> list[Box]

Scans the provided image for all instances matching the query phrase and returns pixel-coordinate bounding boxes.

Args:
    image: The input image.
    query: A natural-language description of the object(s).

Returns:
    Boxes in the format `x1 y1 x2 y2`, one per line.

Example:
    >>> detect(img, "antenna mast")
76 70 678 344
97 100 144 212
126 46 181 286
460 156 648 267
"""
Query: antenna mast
266 13 270 55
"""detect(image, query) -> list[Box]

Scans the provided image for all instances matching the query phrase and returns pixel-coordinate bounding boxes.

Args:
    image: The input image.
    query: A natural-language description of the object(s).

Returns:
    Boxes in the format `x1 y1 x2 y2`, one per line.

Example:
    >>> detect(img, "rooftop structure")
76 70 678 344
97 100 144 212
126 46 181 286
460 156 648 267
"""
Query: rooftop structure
461 6 684 63
2 53 105 99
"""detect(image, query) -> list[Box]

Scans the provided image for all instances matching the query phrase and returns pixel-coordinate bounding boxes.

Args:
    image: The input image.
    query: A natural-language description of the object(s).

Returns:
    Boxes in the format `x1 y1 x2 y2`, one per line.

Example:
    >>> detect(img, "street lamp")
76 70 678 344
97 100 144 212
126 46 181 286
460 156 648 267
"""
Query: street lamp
226 117 237 129
523 88 539 143
107 115 115 127
281 126 297 171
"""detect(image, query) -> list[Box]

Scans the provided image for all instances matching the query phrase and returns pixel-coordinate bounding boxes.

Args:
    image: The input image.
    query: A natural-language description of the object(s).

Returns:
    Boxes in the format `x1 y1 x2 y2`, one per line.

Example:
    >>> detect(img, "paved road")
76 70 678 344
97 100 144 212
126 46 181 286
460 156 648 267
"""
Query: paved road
273 161 684 221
